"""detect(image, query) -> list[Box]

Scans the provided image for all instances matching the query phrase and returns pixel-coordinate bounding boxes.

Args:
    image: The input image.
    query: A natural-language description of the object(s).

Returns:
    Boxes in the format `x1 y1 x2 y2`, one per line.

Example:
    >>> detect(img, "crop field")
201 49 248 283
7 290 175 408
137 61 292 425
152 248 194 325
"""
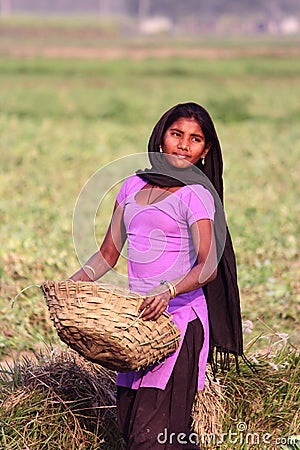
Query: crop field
0 17 299 449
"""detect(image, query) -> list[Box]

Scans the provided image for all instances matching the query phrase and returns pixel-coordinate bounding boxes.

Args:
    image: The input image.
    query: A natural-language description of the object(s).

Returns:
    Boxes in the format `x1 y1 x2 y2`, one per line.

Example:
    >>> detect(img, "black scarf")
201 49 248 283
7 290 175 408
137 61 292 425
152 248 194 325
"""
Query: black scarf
136 103 243 373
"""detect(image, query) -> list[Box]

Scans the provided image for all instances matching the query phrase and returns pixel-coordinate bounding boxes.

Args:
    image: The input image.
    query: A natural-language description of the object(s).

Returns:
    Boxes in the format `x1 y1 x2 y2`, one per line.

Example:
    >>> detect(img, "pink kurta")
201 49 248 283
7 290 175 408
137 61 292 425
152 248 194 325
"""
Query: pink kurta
115 175 215 391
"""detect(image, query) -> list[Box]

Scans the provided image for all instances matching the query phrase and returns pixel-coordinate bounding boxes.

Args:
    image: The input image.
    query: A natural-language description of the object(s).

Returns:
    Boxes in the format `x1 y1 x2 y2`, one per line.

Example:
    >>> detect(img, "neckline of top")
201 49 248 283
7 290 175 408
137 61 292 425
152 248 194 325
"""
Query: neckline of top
134 185 176 206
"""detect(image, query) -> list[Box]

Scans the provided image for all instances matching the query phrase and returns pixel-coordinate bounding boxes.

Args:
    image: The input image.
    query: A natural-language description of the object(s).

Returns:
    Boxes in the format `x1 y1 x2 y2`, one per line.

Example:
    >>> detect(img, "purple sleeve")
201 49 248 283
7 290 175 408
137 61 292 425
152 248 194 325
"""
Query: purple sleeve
116 175 146 206
185 185 215 227
116 179 127 205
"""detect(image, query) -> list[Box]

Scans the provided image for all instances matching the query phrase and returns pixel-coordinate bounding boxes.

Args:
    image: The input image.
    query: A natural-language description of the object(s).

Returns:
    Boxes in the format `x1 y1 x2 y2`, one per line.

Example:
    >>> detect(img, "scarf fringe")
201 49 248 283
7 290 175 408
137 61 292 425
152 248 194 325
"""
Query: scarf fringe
241 352 259 374
209 347 233 380
209 346 258 380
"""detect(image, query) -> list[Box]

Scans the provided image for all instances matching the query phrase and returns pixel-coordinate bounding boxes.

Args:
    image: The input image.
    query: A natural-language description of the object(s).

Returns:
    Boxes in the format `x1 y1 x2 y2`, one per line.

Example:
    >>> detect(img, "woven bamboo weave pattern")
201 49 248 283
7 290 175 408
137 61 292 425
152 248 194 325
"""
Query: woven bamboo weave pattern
41 280 181 372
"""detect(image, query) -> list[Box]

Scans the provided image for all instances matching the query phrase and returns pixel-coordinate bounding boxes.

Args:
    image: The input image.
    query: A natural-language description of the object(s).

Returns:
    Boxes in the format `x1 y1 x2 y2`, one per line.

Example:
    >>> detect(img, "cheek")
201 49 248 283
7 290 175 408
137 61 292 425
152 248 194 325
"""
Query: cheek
162 136 173 151
191 149 204 162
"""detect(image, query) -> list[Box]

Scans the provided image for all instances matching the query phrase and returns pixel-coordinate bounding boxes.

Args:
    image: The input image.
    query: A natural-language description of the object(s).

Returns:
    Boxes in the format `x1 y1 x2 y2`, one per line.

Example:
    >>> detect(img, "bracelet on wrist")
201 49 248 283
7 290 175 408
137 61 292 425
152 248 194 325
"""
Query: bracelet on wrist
160 280 177 299
83 265 96 279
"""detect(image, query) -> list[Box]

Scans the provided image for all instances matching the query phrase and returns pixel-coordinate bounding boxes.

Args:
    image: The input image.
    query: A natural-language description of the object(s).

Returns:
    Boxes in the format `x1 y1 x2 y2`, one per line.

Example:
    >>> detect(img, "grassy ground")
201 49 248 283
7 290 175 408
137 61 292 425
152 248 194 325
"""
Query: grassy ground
0 18 299 448
1 344 299 449
1 49 299 357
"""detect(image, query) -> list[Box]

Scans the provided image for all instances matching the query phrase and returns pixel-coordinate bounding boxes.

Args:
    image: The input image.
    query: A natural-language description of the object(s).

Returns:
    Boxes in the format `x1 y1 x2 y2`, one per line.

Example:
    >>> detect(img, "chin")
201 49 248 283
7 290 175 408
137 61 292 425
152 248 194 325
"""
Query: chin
170 160 190 169
165 154 191 169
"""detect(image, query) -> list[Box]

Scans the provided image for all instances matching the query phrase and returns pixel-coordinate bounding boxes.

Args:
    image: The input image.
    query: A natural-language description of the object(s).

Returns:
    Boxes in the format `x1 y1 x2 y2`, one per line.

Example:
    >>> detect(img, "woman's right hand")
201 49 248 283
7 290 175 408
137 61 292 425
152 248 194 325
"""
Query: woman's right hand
138 285 171 321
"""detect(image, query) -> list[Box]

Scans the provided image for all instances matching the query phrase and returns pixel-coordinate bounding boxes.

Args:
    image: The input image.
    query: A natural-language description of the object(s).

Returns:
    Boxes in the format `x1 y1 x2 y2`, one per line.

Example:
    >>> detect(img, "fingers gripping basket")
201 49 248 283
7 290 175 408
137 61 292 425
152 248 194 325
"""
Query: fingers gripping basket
41 280 181 372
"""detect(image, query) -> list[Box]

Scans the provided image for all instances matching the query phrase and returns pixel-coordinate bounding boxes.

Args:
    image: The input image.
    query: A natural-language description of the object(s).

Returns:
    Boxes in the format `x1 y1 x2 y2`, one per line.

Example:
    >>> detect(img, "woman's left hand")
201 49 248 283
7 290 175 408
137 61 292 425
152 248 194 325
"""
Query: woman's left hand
138 285 171 321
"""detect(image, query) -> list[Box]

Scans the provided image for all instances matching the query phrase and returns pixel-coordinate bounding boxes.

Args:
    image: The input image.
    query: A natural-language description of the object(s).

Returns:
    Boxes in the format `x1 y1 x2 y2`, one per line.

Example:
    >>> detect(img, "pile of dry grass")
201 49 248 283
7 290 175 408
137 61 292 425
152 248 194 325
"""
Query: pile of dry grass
0 347 123 449
1 340 299 449
192 340 300 450
192 371 225 442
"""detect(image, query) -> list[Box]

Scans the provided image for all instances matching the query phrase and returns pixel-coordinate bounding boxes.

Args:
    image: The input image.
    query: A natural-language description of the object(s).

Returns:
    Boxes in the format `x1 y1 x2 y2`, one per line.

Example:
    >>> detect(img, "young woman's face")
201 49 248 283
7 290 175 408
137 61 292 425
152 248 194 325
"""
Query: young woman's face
162 117 210 169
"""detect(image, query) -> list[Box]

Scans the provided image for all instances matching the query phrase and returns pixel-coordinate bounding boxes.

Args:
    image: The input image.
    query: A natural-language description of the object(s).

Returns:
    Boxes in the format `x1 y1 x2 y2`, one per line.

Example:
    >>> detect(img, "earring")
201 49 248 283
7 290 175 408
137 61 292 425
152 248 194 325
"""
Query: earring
159 145 163 153
201 156 205 166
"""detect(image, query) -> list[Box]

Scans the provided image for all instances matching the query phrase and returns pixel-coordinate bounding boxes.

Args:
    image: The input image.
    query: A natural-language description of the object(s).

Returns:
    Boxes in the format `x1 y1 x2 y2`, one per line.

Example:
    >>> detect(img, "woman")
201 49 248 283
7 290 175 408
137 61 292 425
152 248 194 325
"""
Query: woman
70 102 243 449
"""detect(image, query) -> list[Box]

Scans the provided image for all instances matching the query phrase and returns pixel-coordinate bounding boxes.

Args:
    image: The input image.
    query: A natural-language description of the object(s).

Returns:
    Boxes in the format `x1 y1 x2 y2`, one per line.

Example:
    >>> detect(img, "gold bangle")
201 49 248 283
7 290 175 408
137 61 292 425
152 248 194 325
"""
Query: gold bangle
84 265 96 279
167 281 177 299
160 280 177 299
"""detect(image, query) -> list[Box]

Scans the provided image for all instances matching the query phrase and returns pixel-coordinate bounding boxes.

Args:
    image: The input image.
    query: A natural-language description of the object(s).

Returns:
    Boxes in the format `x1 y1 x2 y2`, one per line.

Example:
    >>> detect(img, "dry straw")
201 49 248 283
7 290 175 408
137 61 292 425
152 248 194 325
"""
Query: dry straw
41 280 181 372
191 372 225 448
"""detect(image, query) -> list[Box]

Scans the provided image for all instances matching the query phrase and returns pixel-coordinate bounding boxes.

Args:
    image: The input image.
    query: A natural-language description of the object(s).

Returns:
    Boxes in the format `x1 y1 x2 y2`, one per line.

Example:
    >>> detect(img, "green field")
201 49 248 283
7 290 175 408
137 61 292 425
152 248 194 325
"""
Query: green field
0 18 299 450
0 22 299 360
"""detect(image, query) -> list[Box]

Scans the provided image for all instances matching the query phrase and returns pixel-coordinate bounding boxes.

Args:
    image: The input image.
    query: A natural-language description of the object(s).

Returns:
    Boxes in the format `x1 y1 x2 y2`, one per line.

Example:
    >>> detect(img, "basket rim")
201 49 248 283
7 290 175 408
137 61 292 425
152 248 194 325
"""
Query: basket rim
41 279 146 301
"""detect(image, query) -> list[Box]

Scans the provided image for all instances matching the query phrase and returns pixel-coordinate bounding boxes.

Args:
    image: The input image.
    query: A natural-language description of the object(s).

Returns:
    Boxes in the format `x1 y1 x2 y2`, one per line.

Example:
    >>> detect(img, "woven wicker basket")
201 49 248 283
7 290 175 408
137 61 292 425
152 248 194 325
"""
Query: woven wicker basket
41 280 181 372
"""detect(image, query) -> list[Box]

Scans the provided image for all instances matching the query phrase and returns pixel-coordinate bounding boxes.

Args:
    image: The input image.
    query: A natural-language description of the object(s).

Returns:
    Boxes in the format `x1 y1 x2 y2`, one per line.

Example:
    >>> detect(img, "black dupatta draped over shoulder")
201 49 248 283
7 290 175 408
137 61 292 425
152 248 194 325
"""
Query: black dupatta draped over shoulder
136 102 243 374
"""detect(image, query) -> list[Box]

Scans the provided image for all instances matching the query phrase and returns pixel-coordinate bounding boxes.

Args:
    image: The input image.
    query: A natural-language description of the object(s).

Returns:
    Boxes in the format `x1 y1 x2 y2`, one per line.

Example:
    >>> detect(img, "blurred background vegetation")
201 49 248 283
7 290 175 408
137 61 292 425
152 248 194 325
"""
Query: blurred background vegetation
0 4 299 448
0 9 299 359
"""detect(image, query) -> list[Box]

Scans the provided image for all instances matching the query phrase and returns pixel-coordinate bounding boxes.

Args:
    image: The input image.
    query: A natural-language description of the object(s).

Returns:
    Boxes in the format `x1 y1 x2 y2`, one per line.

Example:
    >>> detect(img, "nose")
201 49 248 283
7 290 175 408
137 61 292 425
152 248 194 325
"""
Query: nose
178 142 190 151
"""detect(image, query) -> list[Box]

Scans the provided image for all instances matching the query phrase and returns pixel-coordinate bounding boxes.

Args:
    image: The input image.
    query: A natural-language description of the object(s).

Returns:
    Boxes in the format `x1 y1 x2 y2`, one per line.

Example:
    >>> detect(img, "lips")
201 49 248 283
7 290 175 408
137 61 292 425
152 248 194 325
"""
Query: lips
174 153 189 158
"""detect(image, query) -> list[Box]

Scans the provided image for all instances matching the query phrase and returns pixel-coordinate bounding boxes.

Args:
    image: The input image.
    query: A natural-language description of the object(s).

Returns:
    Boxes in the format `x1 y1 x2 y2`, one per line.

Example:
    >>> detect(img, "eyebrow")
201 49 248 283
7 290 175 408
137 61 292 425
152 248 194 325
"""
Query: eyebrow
170 128 204 138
